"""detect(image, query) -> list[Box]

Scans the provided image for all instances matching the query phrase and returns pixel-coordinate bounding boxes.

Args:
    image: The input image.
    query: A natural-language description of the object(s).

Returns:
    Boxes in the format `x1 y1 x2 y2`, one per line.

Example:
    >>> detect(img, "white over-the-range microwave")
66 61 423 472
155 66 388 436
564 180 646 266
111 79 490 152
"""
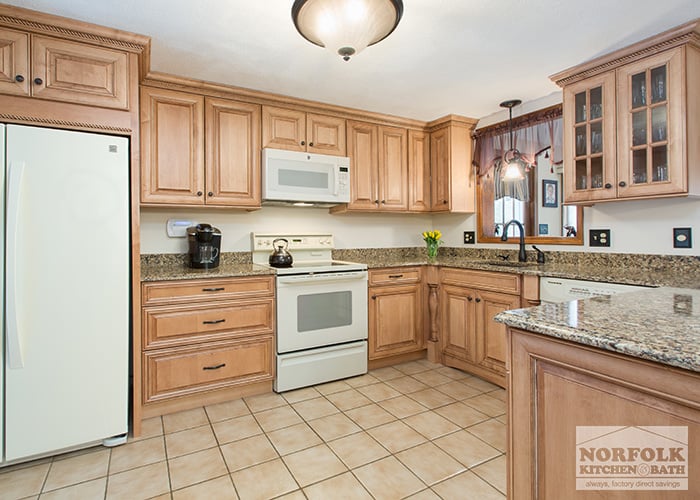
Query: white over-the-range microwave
262 148 351 207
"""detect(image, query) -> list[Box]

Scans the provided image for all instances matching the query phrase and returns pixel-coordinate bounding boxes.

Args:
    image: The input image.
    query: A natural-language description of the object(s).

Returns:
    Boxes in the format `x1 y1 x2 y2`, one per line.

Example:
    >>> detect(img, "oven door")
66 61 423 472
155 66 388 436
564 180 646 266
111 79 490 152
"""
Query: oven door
276 270 368 353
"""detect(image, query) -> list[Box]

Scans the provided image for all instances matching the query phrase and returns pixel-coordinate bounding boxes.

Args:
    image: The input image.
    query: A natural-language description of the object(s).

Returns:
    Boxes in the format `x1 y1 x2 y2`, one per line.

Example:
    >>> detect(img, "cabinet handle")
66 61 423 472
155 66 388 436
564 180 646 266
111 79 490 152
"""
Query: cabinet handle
388 274 404 279
618 181 627 187
475 297 481 303
14 75 24 83
203 319 226 325
467 296 473 301
196 191 203 196
604 183 613 189
208 191 214 197
202 287 225 292
33 77 43 85
300 141 306 146
203 363 226 371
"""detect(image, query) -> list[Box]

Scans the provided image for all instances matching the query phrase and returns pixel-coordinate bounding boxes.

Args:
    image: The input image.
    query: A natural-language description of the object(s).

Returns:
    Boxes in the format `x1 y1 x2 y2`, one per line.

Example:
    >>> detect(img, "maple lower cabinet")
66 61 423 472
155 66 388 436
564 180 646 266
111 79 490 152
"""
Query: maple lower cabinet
428 116 478 213
340 121 408 212
140 276 275 418
368 267 424 359
262 105 346 155
141 87 261 207
439 268 522 387
0 27 130 109
507 328 700 499
553 21 700 204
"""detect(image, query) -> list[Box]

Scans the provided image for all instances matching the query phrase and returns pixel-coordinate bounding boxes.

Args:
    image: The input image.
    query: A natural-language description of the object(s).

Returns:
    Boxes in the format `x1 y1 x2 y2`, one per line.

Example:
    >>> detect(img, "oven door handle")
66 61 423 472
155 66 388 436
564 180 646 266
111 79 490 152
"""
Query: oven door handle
277 271 367 285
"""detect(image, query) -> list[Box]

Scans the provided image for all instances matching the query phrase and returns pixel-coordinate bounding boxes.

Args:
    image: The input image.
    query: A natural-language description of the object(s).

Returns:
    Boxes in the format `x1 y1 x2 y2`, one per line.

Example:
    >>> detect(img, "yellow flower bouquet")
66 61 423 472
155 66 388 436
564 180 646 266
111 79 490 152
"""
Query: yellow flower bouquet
422 229 442 262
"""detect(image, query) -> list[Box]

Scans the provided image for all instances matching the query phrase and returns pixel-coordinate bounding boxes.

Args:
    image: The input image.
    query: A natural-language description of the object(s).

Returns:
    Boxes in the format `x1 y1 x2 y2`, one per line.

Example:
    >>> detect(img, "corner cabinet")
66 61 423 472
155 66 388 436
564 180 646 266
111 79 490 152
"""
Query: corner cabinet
553 21 700 204
262 105 346 155
428 116 478 213
140 86 261 208
368 268 424 360
439 268 523 387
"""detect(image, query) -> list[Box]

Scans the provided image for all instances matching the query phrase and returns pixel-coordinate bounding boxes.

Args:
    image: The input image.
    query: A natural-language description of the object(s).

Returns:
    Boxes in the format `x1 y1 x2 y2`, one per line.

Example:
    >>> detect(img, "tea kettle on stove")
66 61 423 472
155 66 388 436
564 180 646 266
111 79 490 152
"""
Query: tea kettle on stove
269 238 293 268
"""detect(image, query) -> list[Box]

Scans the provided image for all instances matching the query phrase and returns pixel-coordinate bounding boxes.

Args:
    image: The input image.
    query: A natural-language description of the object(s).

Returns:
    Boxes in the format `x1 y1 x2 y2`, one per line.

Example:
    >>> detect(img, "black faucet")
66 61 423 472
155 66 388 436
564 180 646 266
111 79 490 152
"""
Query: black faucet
501 219 527 262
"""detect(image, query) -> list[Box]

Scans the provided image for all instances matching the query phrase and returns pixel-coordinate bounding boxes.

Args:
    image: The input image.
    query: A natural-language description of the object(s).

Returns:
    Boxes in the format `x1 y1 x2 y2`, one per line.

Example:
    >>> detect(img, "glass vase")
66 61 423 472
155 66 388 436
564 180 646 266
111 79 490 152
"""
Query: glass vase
426 240 439 263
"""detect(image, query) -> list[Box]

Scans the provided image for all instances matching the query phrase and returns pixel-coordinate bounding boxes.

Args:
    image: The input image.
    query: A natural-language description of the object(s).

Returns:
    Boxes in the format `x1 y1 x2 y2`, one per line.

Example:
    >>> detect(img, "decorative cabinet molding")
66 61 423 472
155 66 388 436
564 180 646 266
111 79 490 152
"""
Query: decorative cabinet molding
262 105 346 155
553 20 700 204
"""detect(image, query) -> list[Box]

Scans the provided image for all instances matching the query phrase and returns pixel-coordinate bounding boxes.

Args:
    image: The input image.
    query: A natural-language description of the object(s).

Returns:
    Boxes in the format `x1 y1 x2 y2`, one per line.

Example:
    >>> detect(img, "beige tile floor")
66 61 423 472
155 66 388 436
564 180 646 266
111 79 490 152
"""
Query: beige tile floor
0 360 507 500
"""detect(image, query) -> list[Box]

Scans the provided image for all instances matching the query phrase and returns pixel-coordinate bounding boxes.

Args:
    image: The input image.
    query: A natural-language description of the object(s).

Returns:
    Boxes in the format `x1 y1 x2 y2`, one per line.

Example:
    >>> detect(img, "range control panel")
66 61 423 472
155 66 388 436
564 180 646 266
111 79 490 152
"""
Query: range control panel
251 233 334 252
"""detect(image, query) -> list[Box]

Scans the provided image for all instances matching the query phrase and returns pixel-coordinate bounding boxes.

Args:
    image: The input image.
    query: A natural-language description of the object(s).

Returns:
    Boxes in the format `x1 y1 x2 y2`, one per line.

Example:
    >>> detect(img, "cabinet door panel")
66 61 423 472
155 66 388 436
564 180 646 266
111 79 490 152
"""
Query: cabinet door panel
32 35 128 109
378 125 408 211
369 284 423 359
140 87 205 204
430 127 450 211
205 98 261 207
440 284 476 361
262 106 305 151
0 27 29 96
347 120 379 210
476 291 521 374
307 113 346 155
408 130 430 211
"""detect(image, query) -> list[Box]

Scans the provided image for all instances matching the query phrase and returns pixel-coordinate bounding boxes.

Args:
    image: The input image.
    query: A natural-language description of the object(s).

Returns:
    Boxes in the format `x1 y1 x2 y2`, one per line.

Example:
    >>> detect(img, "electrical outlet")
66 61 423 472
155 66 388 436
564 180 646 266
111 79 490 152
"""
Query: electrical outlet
673 227 692 248
589 229 611 247
463 231 475 244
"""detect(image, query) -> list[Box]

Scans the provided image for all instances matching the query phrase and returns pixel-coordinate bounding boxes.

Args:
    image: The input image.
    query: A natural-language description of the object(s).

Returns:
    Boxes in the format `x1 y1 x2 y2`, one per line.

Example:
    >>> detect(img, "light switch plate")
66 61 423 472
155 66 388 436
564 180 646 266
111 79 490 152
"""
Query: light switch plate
589 229 611 247
673 227 692 248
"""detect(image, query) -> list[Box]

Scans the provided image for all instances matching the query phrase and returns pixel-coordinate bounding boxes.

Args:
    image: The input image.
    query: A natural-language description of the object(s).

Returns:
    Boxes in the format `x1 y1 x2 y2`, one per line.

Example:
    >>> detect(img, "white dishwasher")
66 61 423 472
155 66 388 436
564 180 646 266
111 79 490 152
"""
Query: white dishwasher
539 277 651 303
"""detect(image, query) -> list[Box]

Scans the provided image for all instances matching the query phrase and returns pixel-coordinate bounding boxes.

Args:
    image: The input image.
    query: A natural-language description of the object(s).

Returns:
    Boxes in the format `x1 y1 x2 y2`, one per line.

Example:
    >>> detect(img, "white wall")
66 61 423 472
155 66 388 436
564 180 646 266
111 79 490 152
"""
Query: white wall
141 196 700 256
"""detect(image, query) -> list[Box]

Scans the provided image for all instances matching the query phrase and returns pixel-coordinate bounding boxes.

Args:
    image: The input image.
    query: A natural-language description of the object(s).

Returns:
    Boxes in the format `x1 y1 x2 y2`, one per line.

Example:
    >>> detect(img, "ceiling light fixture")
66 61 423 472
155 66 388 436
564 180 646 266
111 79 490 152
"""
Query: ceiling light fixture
291 0 404 61
500 99 527 182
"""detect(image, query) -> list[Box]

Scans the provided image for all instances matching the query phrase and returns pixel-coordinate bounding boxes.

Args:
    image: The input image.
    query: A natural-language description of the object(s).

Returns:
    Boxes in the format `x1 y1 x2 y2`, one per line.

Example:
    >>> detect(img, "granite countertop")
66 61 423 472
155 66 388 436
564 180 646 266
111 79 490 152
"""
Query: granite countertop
495 287 700 373
140 254 274 281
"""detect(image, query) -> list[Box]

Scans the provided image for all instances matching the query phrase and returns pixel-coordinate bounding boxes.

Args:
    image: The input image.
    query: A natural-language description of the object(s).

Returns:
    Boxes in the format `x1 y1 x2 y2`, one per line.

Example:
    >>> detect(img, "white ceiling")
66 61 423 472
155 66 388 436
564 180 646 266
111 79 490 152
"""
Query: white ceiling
6 0 700 122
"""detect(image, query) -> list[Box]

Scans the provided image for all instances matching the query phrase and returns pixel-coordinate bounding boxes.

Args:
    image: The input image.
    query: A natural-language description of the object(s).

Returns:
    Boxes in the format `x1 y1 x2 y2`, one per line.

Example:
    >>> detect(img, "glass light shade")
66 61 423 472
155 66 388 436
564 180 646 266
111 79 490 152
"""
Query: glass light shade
501 149 526 181
292 0 403 60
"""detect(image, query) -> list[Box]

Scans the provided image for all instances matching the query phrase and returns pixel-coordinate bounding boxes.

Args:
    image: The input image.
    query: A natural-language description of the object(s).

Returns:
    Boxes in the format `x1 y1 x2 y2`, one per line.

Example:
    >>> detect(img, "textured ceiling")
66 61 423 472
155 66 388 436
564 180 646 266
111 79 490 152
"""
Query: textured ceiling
5 0 700 122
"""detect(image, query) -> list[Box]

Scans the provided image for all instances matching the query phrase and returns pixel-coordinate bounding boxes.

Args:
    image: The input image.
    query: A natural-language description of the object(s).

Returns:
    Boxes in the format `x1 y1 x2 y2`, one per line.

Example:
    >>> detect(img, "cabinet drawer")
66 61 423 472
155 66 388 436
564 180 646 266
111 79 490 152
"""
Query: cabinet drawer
143 298 274 349
369 267 421 286
440 268 520 294
143 336 274 403
142 276 274 306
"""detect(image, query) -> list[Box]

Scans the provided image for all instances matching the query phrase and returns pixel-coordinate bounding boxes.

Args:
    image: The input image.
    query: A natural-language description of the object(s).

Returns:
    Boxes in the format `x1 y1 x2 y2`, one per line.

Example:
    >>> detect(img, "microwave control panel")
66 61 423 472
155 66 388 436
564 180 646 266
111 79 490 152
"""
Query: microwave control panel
338 166 349 195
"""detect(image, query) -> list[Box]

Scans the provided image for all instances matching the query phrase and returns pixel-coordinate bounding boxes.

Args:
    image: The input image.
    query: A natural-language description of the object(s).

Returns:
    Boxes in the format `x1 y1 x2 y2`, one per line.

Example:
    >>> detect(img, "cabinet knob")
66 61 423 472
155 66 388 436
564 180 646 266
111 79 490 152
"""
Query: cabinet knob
475 297 482 303
374 199 379 205
33 77 43 85
196 191 203 196
300 141 306 146
605 183 613 189
371 295 377 300
442 200 448 204
208 191 214 197
467 296 473 301
14 75 24 83
309 142 314 147
381 200 385 204
619 181 627 187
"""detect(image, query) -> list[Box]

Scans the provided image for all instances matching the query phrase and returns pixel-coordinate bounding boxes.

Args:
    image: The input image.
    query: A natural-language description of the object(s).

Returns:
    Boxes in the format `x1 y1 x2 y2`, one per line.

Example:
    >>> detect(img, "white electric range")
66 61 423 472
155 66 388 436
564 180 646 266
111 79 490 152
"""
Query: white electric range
251 233 368 392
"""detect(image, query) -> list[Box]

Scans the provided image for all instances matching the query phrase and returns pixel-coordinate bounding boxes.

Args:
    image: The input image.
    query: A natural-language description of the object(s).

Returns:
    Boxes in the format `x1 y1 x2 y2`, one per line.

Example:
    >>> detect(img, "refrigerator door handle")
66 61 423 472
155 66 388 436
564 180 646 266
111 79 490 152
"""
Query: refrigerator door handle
6 160 25 368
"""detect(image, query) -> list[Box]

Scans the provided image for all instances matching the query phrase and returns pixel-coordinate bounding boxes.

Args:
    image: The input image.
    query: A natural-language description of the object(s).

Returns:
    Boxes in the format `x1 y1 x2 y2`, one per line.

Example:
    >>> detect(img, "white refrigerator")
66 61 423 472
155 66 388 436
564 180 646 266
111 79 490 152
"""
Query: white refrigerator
1 124 129 464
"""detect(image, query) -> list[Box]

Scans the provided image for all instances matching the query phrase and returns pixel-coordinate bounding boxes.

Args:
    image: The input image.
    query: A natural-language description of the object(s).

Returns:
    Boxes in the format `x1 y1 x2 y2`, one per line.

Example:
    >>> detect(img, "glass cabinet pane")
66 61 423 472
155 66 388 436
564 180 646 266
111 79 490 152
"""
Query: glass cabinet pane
590 122 602 154
575 159 587 190
651 105 667 142
632 72 647 108
591 157 603 188
652 145 668 182
575 126 587 156
575 92 586 123
590 87 602 119
632 111 647 146
651 65 666 103
632 150 647 184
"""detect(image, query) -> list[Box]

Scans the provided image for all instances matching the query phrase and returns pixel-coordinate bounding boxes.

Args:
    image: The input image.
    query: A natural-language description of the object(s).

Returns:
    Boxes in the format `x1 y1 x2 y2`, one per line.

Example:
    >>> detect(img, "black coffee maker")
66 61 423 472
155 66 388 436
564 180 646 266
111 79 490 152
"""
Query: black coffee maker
187 224 221 269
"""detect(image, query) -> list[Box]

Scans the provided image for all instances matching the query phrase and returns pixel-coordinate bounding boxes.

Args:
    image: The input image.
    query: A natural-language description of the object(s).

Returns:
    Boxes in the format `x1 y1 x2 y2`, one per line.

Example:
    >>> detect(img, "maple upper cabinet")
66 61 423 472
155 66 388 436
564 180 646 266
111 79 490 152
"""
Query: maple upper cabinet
338 120 408 212
408 130 431 211
0 28 129 109
262 105 346 155
552 20 700 204
428 116 478 213
141 86 261 208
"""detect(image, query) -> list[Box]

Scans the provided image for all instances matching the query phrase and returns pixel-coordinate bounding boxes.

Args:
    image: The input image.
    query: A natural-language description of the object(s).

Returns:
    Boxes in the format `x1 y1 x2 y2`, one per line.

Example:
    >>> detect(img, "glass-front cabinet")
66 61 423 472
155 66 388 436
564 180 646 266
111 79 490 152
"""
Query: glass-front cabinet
563 73 616 202
616 47 685 198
